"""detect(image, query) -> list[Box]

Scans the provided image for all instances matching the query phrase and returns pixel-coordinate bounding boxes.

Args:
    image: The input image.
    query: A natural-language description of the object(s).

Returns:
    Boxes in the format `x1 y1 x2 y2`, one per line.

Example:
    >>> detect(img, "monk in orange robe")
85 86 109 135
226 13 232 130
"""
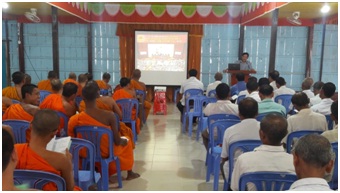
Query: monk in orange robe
68 81 140 179
79 95 135 148
95 72 112 96
37 71 58 92
51 79 63 94
15 109 81 191
113 77 141 135
39 82 78 135
2 71 25 101
2 96 13 113
63 72 82 96
77 73 89 98
2 84 41 142
130 69 152 120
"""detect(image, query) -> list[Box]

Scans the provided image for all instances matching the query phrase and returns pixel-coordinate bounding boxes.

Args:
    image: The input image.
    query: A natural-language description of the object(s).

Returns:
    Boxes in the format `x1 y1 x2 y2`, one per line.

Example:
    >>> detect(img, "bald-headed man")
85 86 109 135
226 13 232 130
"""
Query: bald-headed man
96 72 112 92
301 77 314 98
51 79 63 94
68 81 140 180
64 72 82 96
15 109 81 191
37 71 58 93
206 72 223 96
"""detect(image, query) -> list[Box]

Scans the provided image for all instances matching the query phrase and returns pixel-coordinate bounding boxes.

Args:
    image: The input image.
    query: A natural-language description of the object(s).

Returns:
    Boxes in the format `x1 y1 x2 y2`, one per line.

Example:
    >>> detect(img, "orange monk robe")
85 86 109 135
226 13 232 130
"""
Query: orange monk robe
37 79 53 92
130 79 152 120
63 79 82 97
15 144 81 191
2 86 21 101
112 89 141 134
2 104 33 142
68 112 134 175
96 80 109 90
39 94 69 135
78 99 135 148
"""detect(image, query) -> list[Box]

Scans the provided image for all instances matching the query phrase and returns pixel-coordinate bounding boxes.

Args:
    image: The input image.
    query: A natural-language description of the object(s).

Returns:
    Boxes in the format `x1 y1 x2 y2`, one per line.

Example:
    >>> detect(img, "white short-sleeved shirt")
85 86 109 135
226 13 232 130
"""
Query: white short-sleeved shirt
231 145 295 191
247 91 261 102
311 98 334 115
221 119 261 179
310 94 322 106
270 81 278 90
203 100 238 116
238 90 249 97
273 85 295 98
302 89 315 99
206 81 222 96
288 178 333 191
322 125 338 143
179 77 204 105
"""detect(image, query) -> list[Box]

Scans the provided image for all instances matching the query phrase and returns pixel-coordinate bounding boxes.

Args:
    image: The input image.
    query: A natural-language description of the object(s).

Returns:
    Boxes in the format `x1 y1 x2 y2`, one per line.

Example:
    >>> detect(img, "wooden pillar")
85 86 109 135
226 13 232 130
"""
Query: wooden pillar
18 23 25 73
51 7 59 77
268 9 279 73
305 26 313 78
5 20 11 86
319 22 326 81
238 25 245 59
87 23 93 74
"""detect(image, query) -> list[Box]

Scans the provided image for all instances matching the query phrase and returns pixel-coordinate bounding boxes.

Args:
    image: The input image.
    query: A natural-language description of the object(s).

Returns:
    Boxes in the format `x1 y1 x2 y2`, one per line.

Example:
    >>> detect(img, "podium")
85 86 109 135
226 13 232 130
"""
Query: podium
225 70 257 85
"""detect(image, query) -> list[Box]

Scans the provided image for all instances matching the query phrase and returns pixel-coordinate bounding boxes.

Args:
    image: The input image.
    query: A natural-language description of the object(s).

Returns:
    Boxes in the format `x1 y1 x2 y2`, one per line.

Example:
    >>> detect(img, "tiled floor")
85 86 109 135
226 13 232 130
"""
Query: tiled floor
109 103 219 191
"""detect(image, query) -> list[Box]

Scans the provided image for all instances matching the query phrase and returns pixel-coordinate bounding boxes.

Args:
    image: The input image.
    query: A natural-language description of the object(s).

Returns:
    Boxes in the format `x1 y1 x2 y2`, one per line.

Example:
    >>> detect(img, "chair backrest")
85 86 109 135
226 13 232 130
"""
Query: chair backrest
201 96 217 107
74 126 114 161
55 111 69 137
209 119 241 148
12 99 20 104
185 95 206 116
174 88 180 102
208 90 217 98
183 89 203 102
325 114 334 130
69 138 97 187
207 114 240 125
237 95 246 104
116 99 139 122
14 169 66 190
2 120 30 143
228 140 262 181
286 130 323 153
256 112 285 122
239 172 297 191
330 142 338 190
100 89 109 96
39 90 52 104
135 89 146 101
274 94 293 114
75 96 83 108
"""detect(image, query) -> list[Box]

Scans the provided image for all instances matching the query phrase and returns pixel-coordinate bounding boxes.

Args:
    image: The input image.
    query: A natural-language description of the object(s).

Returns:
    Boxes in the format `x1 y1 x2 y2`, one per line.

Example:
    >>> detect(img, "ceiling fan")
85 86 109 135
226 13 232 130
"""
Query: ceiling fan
287 11 301 25
25 8 41 23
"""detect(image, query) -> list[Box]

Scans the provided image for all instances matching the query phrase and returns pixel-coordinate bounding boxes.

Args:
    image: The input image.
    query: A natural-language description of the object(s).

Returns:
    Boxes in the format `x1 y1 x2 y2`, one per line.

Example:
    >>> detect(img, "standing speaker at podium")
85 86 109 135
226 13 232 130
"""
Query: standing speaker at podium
236 52 254 71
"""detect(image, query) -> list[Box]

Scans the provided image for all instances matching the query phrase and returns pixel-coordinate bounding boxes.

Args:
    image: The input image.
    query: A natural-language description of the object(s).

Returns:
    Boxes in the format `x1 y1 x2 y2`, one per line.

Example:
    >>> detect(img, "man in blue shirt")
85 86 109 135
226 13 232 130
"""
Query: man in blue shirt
236 52 253 70
258 85 286 116
230 72 246 96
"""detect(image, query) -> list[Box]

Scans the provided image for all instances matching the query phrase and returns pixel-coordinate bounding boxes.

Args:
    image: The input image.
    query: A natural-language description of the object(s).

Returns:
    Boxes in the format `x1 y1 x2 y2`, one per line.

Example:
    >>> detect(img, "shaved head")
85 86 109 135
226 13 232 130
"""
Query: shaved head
82 81 100 101
31 109 60 137
68 72 77 80
132 69 141 79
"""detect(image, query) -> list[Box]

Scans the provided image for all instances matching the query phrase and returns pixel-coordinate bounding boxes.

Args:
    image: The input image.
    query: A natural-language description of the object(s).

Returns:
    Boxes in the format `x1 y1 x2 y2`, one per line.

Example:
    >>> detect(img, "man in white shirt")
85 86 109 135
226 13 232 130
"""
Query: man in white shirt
268 70 280 91
289 134 334 191
322 101 338 143
273 77 296 98
206 72 222 96
177 69 204 121
201 83 238 150
311 82 336 115
231 114 295 191
301 77 314 98
284 92 328 143
220 98 260 183
236 77 257 103
246 80 261 102
310 81 324 106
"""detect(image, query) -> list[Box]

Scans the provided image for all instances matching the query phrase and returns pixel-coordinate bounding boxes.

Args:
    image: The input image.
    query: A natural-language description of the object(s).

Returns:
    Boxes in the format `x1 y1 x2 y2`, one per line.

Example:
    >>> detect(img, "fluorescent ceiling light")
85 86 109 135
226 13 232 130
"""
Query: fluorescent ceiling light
321 5 330 13
2 2 8 9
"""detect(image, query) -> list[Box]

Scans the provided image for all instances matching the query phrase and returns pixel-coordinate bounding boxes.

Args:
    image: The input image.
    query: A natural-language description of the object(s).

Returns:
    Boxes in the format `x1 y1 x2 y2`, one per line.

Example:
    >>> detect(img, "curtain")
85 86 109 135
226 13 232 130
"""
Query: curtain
116 23 203 102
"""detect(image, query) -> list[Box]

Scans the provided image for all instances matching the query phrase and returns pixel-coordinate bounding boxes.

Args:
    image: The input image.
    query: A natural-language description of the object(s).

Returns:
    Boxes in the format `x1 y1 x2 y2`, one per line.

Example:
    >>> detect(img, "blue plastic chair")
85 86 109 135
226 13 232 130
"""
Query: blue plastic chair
135 89 146 123
224 140 262 190
115 99 139 143
70 138 102 191
239 172 297 191
256 112 285 122
286 130 323 153
2 120 30 143
206 119 241 191
75 96 83 108
174 88 180 103
182 95 205 137
74 126 122 190
55 111 69 137
12 99 20 104
274 94 293 115
325 114 334 130
237 95 246 104
14 169 66 190
196 96 218 141
39 90 52 104
207 90 217 98
329 142 338 190
100 89 109 96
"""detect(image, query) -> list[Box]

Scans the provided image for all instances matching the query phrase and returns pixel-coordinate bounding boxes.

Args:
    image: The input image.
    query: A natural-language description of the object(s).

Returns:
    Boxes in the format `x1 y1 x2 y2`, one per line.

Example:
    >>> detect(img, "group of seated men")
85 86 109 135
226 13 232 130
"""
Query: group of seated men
2 69 153 190
177 68 337 190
